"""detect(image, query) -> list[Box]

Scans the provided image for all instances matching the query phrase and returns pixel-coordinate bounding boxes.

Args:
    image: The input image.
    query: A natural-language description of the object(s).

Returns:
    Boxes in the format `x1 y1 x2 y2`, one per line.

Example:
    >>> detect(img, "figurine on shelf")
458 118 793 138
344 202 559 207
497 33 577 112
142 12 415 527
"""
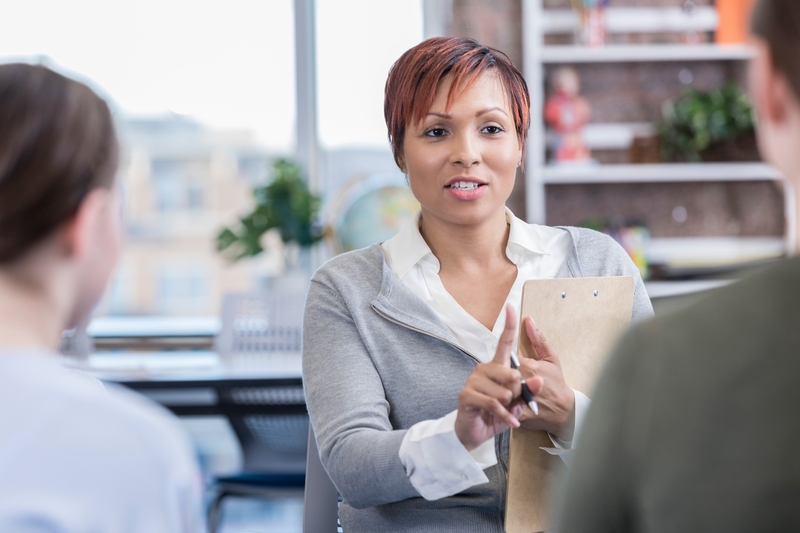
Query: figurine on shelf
573 0 610 47
545 66 591 163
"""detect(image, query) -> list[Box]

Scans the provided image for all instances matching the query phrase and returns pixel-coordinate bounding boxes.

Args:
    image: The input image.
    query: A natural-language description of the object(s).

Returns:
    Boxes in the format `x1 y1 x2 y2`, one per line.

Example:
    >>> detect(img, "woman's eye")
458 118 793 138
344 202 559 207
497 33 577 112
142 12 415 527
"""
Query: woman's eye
425 128 447 137
482 125 503 134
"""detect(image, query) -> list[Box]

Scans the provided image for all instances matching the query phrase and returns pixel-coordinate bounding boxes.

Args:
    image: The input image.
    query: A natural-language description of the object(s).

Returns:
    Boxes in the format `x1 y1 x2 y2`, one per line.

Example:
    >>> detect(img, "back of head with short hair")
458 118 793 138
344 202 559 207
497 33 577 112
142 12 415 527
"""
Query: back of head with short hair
0 64 118 263
384 37 530 169
751 0 800 102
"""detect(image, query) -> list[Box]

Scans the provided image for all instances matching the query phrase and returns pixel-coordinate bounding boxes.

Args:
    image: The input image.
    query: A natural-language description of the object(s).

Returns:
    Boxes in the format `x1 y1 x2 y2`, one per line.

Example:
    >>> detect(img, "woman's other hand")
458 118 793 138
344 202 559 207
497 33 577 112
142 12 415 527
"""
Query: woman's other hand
517 316 576 441
455 305 533 451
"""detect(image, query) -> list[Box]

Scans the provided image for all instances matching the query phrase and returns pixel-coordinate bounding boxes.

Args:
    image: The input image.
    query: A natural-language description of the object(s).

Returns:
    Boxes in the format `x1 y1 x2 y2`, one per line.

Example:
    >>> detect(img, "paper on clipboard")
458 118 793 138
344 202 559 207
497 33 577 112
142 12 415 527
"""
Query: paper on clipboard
504 276 634 533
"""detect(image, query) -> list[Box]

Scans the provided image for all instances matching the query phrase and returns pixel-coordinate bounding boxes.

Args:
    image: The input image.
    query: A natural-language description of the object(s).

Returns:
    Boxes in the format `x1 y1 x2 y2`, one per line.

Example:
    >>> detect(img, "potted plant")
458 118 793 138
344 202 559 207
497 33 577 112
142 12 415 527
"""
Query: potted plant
658 83 759 163
217 158 325 273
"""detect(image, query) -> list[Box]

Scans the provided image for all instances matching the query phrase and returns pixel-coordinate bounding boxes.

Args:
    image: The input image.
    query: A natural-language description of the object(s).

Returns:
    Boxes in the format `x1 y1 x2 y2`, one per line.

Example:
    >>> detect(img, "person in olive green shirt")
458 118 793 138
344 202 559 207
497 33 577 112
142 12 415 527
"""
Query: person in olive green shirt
558 1 800 531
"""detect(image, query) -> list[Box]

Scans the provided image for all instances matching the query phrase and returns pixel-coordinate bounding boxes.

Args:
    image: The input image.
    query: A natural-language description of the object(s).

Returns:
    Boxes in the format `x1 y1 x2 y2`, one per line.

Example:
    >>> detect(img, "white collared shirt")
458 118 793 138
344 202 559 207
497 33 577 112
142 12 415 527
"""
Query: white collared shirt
382 208 591 501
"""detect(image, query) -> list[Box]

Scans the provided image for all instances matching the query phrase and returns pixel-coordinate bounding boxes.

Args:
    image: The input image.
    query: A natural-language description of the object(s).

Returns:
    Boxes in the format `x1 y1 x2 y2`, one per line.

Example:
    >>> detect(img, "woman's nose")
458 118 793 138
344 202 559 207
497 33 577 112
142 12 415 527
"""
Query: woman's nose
450 132 480 168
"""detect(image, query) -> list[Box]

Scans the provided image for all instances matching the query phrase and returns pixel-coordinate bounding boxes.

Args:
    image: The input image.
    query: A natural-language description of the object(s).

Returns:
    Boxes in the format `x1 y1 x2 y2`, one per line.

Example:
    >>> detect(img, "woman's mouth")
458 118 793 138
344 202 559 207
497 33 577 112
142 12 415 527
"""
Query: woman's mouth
444 180 488 200
446 181 485 191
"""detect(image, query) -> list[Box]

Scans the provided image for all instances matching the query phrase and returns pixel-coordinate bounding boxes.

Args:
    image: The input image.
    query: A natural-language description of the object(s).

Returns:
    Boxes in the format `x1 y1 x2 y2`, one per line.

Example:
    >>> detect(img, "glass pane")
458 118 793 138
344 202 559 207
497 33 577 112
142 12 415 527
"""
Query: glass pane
316 0 423 148
1 0 296 316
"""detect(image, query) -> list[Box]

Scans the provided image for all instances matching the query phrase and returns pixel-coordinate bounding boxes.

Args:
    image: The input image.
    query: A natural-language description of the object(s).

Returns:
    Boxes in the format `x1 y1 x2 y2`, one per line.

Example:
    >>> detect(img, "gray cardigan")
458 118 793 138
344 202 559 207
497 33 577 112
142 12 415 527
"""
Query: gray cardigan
302 227 654 532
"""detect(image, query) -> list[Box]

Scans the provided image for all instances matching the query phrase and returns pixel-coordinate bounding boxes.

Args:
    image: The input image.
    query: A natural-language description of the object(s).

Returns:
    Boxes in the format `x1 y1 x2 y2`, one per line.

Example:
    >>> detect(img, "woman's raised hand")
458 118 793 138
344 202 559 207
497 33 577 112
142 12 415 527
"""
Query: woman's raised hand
516 316 576 442
455 305 534 451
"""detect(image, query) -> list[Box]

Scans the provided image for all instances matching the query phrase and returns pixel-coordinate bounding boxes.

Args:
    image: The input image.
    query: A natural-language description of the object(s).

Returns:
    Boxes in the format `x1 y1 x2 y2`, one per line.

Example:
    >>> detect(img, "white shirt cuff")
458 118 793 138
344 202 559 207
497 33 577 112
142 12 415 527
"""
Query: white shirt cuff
539 388 591 465
399 410 496 501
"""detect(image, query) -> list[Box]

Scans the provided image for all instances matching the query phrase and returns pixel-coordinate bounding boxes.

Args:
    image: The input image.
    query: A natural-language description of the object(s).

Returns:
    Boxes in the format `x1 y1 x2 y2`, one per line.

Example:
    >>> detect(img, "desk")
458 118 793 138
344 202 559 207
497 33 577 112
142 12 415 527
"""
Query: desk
87 316 221 351
69 350 301 382
65 351 307 474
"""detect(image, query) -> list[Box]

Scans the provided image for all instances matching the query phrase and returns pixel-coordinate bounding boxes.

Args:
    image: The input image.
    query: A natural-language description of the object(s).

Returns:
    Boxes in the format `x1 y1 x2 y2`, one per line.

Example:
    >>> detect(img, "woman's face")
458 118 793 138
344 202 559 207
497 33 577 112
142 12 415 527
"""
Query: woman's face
400 71 522 228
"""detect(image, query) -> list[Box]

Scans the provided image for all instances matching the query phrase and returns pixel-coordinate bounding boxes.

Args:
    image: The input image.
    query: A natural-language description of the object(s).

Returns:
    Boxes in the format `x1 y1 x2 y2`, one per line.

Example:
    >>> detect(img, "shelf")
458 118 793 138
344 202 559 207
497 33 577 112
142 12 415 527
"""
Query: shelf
540 44 755 64
645 280 731 299
542 163 782 184
647 237 785 267
546 122 654 151
541 7 719 35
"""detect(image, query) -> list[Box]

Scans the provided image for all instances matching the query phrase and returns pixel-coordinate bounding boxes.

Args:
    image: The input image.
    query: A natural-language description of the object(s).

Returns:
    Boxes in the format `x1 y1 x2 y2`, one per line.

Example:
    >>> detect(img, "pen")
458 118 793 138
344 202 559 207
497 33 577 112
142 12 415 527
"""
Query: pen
509 351 539 416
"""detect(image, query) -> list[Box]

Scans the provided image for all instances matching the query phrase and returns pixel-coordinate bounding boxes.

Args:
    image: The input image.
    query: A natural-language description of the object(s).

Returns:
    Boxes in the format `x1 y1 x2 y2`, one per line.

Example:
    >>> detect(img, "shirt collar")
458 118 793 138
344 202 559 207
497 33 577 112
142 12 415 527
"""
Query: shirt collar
383 207 552 279
504 207 551 265
382 211 433 279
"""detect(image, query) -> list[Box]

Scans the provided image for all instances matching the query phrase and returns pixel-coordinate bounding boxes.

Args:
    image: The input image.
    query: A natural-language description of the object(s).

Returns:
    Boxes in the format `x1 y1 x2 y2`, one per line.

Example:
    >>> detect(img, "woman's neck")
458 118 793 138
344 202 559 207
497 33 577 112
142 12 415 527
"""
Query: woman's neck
419 207 512 272
0 269 64 352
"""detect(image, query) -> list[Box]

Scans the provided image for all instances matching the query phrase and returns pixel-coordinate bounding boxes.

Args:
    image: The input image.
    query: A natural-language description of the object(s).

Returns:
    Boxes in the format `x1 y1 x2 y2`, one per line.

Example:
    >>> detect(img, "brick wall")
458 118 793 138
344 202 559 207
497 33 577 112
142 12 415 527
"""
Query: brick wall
546 181 785 238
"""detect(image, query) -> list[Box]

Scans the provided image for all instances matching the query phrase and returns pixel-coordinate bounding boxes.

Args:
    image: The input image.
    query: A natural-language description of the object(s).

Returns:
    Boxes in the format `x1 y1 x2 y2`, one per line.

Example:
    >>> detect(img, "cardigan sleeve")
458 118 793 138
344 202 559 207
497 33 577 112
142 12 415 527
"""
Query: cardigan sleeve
631 266 654 324
302 277 421 509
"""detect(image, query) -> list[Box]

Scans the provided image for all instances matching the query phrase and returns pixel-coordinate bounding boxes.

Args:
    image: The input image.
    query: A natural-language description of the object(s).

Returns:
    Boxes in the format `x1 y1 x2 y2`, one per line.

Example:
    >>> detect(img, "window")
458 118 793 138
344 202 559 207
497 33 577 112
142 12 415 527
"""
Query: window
1 0 296 316
316 0 423 148
156 265 212 315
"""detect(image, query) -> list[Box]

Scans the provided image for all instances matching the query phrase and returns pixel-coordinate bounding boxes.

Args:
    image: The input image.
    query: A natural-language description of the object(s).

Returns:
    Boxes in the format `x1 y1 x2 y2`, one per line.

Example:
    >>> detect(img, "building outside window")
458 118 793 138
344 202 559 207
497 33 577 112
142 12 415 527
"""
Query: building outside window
1 0 297 316
1 0 425 317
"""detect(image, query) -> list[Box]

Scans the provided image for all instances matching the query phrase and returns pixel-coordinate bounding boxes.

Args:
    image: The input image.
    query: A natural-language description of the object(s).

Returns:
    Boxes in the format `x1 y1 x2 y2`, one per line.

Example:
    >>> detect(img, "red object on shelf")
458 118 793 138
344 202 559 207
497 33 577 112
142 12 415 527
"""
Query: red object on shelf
545 67 591 163
716 0 756 44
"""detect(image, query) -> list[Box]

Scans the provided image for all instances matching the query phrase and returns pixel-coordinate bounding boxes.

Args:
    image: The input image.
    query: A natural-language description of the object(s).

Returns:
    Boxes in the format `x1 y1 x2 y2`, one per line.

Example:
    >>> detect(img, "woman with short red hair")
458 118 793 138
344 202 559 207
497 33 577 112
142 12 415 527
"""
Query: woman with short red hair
303 37 653 531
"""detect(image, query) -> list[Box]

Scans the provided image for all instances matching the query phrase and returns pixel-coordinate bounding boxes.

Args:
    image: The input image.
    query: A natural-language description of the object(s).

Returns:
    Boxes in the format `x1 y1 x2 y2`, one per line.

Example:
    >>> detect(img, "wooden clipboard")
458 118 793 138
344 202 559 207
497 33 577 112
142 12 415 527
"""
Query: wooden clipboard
504 276 634 533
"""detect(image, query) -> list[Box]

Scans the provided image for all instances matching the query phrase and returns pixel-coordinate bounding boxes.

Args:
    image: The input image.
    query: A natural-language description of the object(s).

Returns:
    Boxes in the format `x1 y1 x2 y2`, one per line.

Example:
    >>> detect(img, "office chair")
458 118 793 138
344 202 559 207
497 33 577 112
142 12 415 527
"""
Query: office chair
208 290 309 532
302 426 340 533
216 290 306 361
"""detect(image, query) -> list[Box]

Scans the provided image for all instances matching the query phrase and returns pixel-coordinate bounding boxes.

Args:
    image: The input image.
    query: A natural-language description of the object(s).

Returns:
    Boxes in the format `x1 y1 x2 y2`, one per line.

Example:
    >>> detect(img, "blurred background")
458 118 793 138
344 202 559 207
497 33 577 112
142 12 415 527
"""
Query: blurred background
2 0 783 531
1 0 424 318
1 0 783 320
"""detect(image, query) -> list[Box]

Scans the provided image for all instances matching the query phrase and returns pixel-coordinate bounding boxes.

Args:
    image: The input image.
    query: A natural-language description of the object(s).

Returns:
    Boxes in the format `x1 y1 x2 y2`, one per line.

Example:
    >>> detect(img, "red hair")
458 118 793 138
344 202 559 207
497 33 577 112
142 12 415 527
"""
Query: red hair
384 37 531 168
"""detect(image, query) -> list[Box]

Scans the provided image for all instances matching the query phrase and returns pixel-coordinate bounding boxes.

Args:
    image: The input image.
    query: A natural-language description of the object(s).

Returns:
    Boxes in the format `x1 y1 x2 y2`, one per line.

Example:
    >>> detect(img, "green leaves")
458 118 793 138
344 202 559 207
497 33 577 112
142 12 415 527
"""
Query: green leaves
658 83 755 162
216 158 324 262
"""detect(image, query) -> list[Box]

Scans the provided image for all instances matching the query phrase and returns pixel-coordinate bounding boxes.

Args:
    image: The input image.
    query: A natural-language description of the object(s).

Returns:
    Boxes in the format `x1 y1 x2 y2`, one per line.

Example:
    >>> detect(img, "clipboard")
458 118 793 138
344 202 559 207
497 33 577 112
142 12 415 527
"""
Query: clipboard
504 276 634 533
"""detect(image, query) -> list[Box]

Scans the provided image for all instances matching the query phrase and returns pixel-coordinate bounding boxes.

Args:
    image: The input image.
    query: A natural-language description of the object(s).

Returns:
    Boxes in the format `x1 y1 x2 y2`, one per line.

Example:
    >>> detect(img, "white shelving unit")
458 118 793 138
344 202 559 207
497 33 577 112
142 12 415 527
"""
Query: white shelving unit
521 1 792 290
523 0 780 214
522 0 766 224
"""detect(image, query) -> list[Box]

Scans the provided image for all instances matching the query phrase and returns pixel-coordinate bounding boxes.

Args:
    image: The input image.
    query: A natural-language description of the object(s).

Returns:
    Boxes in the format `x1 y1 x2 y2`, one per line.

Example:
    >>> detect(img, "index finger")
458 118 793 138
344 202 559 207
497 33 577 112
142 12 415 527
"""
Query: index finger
491 304 517 366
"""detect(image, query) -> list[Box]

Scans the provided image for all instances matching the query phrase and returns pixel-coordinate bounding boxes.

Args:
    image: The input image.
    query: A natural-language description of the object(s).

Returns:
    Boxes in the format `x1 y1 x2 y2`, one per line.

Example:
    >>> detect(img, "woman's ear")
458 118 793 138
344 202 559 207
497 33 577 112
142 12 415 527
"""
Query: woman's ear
61 188 111 260
751 40 790 126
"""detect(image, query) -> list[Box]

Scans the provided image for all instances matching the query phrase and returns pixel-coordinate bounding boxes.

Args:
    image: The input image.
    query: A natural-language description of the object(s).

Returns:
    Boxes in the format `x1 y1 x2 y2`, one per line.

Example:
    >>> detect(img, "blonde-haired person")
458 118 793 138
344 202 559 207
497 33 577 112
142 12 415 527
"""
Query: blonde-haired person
0 64 204 532
558 1 800 531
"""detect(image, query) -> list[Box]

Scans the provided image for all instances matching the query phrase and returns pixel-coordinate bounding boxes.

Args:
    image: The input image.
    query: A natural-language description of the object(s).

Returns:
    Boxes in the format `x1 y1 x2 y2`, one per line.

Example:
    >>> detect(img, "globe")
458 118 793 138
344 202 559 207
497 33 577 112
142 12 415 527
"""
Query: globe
335 185 419 252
